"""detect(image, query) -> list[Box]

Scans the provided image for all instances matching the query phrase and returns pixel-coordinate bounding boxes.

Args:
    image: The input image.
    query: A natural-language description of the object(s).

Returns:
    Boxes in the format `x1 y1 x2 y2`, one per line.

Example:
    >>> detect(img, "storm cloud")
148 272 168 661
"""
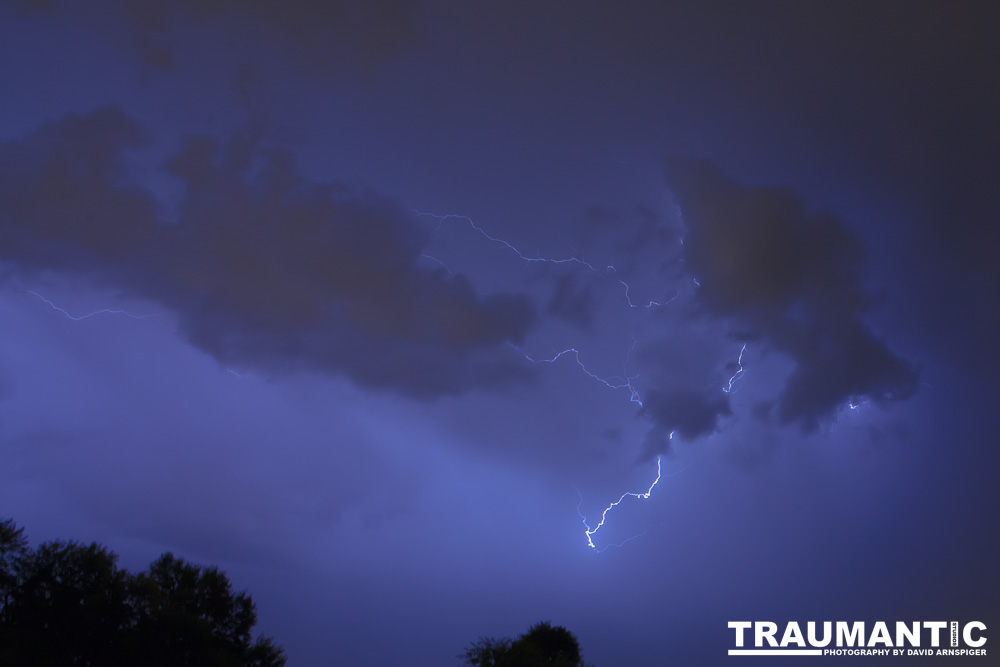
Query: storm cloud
666 157 919 431
18 0 420 74
0 107 537 397
640 390 732 455
546 273 597 329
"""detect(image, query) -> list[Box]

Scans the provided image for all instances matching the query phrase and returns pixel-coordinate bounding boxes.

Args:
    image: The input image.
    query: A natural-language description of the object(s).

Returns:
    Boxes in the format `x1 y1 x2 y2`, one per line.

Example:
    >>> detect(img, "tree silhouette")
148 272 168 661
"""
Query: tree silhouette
0 519 28 624
130 552 284 667
0 518 285 666
461 621 593 667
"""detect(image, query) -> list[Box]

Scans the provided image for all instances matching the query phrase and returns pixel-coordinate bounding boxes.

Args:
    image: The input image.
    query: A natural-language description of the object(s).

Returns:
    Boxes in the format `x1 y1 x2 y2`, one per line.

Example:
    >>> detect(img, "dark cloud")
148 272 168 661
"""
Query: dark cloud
577 204 682 278
0 109 156 275
0 107 537 397
14 0 419 75
546 273 596 329
723 429 782 471
122 0 420 74
640 390 731 458
630 327 736 448
638 426 673 461
11 0 55 16
666 157 919 431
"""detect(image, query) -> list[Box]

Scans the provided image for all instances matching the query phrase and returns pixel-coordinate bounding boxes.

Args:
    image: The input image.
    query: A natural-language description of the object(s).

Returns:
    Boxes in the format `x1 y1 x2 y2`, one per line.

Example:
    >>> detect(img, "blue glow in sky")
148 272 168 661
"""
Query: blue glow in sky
0 2 997 665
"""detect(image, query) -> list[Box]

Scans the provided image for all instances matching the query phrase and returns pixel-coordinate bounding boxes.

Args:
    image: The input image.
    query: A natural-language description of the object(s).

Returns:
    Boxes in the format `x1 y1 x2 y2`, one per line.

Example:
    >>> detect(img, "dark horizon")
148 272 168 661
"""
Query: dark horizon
1 1 997 664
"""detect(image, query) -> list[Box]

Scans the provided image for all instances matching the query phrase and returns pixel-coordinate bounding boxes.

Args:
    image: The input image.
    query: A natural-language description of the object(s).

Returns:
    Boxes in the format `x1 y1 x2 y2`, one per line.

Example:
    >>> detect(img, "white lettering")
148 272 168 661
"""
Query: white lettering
756 622 779 648
868 622 892 647
808 621 832 647
924 621 947 647
837 622 864 647
964 621 987 648
896 621 920 647
780 621 805 648
728 622 751 648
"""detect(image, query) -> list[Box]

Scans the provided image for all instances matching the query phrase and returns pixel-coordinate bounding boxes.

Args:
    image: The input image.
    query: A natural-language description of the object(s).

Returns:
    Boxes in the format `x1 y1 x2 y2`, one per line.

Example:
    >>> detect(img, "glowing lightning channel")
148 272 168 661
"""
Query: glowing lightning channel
723 343 747 394
416 211 599 271
606 265 678 309
578 450 664 551
518 344 643 407
417 211 676 310
420 253 454 276
417 210 684 552
27 290 157 321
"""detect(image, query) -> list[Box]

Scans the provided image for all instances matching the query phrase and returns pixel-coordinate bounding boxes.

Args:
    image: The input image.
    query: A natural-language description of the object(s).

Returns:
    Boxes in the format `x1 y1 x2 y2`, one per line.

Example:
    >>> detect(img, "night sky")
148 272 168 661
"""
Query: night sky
1 1 998 665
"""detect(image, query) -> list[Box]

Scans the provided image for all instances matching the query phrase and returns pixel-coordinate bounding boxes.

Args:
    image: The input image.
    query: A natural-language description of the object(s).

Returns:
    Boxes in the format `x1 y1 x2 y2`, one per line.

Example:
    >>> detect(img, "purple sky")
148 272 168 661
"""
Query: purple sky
1 2 998 665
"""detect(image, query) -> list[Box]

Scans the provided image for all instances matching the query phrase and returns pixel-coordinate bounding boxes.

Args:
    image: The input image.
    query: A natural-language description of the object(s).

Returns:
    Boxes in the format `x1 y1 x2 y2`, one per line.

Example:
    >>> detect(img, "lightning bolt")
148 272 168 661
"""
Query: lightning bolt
606 265 679 309
27 290 157 321
417 211 678 310
415 211 690 550
416 211 599 271
26 291 259 386
577 448 665 551
420 253 454 276
22 212 699 554
518 343 643 407
723 343 747 394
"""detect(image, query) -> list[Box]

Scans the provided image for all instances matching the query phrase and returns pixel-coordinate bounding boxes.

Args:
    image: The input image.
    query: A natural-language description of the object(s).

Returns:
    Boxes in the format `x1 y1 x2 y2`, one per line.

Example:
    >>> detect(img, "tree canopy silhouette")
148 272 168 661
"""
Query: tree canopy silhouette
461 620 593 667
0 518 285 666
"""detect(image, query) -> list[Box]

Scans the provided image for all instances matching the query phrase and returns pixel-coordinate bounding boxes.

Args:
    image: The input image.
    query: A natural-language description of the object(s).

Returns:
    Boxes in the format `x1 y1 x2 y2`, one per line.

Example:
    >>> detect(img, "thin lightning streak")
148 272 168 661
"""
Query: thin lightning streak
723 343 747 394
24 209 690 554
577 449 691 552
420 253 454 276
595 524 662 551
29 291 245 384
415 211 599 271
578 451 664 551
417 210 686 551
606 265 678 309
27 291 157 321
24 212 682 552
518 345 643 407
417 211 677 310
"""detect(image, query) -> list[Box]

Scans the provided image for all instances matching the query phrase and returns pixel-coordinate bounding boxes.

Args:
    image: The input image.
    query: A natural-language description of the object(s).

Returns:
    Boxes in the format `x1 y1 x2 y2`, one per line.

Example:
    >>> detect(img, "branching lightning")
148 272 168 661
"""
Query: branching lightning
416 211 599 272
415 210 692 551
27 290 157 321
518 343 643 407
577 446 666 551
26 290 257 386
606 265 678 309
23 211 704 554
417 211 677 310
572 341 746 552
723 343 748 394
